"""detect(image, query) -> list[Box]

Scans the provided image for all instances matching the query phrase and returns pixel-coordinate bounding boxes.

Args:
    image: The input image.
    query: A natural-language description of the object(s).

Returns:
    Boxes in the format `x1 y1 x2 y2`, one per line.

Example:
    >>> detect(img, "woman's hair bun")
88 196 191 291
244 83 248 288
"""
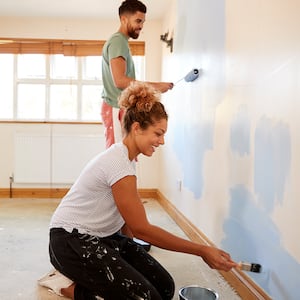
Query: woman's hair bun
119 81 160 112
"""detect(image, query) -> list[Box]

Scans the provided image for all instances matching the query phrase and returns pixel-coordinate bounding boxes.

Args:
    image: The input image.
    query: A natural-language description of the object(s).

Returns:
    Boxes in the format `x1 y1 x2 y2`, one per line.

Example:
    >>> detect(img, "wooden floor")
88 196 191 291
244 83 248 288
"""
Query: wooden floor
0 198 241 300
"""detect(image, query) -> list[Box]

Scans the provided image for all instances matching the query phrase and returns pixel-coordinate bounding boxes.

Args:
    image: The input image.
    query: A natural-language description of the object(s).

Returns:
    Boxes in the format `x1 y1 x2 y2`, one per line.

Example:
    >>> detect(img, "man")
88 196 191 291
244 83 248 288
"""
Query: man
101 0 174 148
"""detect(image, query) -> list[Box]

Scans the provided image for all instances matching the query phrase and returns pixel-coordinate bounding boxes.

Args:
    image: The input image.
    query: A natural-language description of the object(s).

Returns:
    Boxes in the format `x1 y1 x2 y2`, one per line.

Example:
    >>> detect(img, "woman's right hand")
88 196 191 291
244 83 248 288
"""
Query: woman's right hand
200 245 238 272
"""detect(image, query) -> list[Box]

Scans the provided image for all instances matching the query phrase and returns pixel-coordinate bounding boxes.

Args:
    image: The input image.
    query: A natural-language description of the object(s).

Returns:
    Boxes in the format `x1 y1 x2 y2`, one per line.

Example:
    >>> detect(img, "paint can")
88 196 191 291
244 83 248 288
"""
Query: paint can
179 285 219 300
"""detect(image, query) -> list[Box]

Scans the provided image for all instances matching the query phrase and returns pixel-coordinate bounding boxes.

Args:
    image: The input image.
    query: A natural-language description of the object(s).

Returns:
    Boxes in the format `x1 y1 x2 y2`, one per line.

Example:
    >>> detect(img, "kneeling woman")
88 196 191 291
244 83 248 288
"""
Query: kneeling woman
47 81 237 300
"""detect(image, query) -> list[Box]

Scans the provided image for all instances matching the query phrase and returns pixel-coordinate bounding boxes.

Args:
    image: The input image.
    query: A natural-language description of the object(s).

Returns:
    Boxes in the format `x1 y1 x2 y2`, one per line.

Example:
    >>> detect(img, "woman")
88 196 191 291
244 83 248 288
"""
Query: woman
42 81 237 300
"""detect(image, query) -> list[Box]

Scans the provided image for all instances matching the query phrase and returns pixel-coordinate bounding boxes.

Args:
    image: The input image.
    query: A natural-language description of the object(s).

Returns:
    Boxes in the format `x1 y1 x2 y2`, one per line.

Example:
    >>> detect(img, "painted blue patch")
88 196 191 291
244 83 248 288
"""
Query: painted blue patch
168 0 226 199
254 116 291 213
176 0 225 54
222 185 300 300
170 113 214 199
230 105 250 156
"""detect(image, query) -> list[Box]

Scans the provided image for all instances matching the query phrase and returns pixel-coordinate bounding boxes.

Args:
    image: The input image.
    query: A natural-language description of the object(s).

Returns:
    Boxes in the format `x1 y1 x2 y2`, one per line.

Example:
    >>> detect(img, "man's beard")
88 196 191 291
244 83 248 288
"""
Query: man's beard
128 26 140 39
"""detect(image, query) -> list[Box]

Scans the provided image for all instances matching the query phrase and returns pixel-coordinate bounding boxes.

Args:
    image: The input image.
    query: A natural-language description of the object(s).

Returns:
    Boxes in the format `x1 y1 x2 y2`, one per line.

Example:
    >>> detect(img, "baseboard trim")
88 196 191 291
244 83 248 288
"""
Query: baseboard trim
0 188 69 198
0 187 271 299
138 188 158 199
156 190 272 300
0 188 159 199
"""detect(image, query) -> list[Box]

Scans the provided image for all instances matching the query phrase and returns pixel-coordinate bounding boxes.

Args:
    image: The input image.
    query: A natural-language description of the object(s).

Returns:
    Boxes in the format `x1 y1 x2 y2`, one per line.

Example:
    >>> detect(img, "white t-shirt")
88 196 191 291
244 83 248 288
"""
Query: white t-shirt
50 142 136 237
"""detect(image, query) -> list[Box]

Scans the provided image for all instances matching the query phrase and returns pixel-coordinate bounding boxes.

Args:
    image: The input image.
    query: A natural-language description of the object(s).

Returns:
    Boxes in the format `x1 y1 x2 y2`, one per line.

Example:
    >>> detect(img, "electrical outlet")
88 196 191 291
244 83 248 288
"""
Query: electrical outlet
176 179 182 191
9 174 14 183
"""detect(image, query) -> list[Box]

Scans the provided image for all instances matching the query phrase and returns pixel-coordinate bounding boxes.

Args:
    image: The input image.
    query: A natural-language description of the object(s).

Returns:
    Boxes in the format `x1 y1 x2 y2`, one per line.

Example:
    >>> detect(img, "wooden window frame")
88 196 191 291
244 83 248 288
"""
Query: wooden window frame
0 38 145 56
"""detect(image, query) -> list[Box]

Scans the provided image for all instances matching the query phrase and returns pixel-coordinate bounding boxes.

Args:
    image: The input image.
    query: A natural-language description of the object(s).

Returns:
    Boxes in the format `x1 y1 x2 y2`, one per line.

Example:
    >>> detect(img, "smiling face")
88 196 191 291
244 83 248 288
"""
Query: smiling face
119 82 168 161
122 11 145 39
134 118 167 157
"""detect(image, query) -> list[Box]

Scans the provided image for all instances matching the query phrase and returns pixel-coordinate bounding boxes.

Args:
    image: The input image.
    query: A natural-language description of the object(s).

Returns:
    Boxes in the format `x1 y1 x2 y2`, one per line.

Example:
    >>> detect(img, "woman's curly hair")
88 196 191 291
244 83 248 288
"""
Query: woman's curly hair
118 81 168 134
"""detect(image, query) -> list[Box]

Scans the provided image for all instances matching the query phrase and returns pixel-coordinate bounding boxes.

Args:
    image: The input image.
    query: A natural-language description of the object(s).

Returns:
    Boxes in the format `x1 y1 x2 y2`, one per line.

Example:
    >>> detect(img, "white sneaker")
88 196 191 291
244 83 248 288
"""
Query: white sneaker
38 269 74 296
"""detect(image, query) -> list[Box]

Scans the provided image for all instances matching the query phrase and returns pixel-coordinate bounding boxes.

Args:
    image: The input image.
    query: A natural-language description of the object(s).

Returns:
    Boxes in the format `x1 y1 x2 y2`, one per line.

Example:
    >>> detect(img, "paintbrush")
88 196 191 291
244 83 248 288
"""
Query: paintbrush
238 261 262 273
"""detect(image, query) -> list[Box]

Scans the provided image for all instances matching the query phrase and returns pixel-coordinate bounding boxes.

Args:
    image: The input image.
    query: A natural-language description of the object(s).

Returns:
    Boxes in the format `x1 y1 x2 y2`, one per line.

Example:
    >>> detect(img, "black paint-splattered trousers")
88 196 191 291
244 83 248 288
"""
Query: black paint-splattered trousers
49 228 175 300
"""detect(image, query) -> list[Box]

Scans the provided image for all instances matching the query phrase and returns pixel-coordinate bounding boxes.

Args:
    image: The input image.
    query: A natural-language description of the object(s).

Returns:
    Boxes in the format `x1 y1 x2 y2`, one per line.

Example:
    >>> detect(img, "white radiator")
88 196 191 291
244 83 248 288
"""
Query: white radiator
14 133 105 184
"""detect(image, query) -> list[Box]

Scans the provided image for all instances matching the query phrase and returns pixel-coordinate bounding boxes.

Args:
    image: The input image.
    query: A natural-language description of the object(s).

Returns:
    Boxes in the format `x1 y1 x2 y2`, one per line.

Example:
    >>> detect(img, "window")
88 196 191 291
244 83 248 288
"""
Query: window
0 54 13 119
0 38 145 123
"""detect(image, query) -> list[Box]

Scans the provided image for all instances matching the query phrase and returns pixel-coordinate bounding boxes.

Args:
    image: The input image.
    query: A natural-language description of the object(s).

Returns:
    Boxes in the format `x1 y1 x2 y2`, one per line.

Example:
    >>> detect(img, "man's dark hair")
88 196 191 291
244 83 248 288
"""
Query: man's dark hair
119 0 147 16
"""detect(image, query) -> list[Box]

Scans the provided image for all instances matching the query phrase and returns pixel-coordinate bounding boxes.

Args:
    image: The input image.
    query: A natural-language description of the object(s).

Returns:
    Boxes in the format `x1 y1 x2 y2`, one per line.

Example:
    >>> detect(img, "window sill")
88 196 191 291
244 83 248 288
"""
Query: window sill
0 120 102 125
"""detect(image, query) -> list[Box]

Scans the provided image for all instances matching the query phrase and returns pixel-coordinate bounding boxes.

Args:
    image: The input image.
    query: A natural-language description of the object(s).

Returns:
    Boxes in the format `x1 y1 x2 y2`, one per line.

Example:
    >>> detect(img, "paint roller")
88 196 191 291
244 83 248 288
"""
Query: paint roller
174 68 202 85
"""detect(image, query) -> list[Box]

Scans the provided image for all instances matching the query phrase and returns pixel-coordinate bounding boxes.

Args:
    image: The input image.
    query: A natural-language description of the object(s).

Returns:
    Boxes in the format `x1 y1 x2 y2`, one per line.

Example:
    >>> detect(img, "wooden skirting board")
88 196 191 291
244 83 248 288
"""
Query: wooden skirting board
0 188 157 199
155 190 272 300
0 187 271 299
0 188 69 198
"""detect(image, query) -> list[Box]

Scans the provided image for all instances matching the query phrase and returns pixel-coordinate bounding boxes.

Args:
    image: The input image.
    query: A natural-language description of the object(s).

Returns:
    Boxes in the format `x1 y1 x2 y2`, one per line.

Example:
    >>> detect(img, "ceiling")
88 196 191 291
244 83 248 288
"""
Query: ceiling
0 0 172 20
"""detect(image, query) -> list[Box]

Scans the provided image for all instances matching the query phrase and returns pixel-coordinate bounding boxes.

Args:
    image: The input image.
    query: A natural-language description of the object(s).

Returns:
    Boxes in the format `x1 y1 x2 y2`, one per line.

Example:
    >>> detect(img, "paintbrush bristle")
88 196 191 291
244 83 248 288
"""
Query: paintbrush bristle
238 262 262 273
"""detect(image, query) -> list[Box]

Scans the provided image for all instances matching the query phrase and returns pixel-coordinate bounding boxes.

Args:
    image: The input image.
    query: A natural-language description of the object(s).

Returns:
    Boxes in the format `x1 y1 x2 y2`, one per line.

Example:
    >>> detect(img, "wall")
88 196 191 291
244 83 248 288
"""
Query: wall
160 0 300 299
0 16 164 189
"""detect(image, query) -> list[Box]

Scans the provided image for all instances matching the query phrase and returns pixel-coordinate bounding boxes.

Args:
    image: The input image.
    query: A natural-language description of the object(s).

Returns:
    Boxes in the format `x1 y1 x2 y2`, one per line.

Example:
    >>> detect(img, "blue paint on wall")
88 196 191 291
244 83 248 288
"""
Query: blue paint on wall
254 116 291 213
222 117 293 299
175 0 225 54
170 107 214 199
169 0 296 298
222 185 300 300
169 0 225 199
230 105 250 156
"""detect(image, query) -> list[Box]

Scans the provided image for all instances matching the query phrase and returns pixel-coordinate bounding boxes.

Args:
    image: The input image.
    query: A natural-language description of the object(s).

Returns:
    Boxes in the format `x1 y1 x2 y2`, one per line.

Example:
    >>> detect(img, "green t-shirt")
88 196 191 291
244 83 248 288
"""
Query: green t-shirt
102 32 136 108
